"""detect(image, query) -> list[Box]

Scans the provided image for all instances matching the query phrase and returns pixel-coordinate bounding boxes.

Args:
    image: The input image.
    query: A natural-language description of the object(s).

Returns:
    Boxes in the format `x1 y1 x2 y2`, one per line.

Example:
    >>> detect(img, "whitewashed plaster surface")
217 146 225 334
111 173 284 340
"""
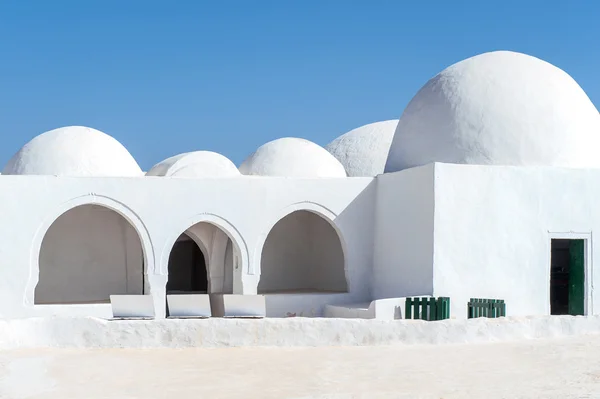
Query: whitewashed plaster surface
2 126 143 177
326 120 398 177
5 162 600 320
373 164 435 299
239 137 347 177
385 51 600 172
432 163 600 318
0 175 374 319
146 151 240 178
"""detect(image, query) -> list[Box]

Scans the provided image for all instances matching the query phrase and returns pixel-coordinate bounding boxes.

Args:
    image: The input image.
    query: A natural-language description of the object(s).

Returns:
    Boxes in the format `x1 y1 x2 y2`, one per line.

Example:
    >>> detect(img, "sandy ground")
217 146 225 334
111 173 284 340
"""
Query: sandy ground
1 335 600 399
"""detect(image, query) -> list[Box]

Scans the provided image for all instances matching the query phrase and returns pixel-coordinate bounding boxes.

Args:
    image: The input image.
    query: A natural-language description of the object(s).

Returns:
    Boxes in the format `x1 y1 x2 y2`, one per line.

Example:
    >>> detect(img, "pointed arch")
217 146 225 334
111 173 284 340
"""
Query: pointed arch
26 195 154 306
255 202 348 294
161 213 248 295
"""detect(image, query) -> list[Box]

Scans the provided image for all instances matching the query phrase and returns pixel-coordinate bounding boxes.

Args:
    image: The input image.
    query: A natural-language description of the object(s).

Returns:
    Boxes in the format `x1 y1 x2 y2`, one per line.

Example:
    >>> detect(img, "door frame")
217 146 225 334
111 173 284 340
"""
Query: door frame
548 232 593 315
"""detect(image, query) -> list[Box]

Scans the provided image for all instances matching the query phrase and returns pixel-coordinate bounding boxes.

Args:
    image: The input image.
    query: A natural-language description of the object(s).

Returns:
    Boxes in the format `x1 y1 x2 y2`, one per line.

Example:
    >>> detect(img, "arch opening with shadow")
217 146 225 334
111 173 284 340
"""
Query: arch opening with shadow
166 233 208 294
166 222 240 296
35 204 145 304
258 210 347 294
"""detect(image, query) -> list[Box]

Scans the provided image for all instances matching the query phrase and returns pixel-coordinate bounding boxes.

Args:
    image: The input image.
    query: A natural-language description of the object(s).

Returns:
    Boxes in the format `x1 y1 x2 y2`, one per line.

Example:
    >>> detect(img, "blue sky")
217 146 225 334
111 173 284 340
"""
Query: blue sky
0 1 598 170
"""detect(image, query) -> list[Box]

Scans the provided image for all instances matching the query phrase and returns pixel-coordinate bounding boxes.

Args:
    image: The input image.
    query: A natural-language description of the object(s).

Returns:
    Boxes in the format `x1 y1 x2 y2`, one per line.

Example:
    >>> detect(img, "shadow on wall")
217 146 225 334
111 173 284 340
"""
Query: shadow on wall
334 179 377 300
258 210 347 294
36 204 145 305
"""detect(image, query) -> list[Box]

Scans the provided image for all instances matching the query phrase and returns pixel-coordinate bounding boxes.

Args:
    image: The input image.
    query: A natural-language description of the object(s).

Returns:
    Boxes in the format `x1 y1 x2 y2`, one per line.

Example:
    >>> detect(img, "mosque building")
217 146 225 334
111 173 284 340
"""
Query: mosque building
1 50 599 320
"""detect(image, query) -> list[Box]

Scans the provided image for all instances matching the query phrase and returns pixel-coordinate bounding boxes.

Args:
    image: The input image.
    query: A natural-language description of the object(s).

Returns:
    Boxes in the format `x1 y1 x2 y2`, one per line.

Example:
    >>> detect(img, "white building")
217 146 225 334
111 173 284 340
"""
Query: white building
1 50 598 320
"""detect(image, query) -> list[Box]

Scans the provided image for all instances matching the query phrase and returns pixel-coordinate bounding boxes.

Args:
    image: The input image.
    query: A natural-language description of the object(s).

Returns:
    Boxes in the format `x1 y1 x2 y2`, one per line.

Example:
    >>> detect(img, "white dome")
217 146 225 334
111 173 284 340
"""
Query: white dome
146 151 240 177
239 138 347 177
385 51 600 172
326 120 398 177
3 126 142 176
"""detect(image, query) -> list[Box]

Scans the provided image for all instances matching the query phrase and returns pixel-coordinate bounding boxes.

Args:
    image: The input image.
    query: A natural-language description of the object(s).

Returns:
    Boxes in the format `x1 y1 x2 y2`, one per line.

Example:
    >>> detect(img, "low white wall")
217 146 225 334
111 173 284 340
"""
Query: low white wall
324 298 408 320
433 164 600 318
1 315 599 349
324 302 373 319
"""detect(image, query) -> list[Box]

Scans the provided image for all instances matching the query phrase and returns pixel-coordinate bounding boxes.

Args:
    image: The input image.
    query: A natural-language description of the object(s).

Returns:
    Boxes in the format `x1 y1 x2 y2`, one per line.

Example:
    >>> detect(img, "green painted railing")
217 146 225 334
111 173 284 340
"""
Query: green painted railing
468 298 506 319
405 296 450 321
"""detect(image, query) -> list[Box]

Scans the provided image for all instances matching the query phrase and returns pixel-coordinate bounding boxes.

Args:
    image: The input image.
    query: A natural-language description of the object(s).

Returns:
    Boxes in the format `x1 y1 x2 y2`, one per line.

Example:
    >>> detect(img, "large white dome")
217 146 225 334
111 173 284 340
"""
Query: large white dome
385 51 600 172
239 137 347 177
3 126 142 176
326 120 398 177
146 151 240 177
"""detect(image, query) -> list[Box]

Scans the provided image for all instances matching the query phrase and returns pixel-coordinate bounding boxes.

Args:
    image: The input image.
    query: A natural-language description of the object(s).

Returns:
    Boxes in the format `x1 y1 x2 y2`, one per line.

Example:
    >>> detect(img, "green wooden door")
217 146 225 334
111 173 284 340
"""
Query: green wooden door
568 240 585 316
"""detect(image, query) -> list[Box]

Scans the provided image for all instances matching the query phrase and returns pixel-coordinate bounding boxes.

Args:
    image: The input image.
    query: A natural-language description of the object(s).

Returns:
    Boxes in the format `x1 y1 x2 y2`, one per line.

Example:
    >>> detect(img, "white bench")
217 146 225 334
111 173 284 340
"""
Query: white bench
110 295 155 319
210 294 266 318
167 294 211 318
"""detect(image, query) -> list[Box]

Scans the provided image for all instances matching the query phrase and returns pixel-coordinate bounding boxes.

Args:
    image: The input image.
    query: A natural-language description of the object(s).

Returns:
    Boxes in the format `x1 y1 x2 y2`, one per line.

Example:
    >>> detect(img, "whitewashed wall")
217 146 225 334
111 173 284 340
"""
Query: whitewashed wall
372 164 435 299
0 175 374 318
432 163 600 318
1 164 587 320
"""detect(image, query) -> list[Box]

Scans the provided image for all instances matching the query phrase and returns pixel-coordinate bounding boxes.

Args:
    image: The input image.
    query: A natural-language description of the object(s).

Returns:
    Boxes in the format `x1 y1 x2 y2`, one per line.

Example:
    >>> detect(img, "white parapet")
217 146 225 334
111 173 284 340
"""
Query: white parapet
210 294 266 318
167 294 211 318
109 295 155 319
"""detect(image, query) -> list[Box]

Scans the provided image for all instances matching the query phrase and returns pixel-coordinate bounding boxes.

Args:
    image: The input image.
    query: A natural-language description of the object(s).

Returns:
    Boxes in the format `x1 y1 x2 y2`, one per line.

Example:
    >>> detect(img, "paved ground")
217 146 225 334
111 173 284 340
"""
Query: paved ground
1 335 600 398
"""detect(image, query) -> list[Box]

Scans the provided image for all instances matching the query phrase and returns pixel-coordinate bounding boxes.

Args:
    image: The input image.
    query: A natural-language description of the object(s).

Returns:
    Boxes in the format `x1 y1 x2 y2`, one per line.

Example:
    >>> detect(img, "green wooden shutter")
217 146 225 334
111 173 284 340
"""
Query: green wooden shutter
568 239 585 316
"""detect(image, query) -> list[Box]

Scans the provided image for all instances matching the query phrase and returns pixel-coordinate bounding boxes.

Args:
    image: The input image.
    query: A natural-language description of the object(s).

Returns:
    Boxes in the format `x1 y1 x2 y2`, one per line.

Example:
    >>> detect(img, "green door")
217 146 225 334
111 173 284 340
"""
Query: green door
568 240 585 316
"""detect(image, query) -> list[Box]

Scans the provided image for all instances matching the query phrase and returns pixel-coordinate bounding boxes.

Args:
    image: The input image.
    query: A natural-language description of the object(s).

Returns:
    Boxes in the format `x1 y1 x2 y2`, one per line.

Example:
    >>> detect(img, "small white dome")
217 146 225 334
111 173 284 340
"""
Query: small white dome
146 151 240 177
385 51 600 172
239 138 347 177
3 126 142 176
326 120 398 177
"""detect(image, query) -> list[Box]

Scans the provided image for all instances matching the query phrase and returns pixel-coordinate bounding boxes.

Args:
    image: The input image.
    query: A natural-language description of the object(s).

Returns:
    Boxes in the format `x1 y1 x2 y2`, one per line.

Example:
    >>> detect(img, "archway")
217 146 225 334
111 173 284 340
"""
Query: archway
166 222 239 295
166 233 208 293
35 204 145 304
258 210 347 294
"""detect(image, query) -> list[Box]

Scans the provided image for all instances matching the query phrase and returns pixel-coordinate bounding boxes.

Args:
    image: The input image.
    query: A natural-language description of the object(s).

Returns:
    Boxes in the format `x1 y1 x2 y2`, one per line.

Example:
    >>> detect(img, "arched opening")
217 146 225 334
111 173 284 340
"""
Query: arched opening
258 210 347 294
166 233 208 293
166 222 239 295
35 204 145 304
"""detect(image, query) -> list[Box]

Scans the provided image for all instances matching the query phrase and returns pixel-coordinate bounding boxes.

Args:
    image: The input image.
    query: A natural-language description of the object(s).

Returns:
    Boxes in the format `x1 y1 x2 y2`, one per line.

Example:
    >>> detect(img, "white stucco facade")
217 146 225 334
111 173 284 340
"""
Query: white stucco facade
430 164 600 318
0 175 374 319
6 162 600 320
2 50 599 321
371 163 600 318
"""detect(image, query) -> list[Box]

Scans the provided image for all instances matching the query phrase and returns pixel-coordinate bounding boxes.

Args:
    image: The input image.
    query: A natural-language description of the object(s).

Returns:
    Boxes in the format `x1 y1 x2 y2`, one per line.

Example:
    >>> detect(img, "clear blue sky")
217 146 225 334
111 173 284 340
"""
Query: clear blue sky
1 1 598 170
